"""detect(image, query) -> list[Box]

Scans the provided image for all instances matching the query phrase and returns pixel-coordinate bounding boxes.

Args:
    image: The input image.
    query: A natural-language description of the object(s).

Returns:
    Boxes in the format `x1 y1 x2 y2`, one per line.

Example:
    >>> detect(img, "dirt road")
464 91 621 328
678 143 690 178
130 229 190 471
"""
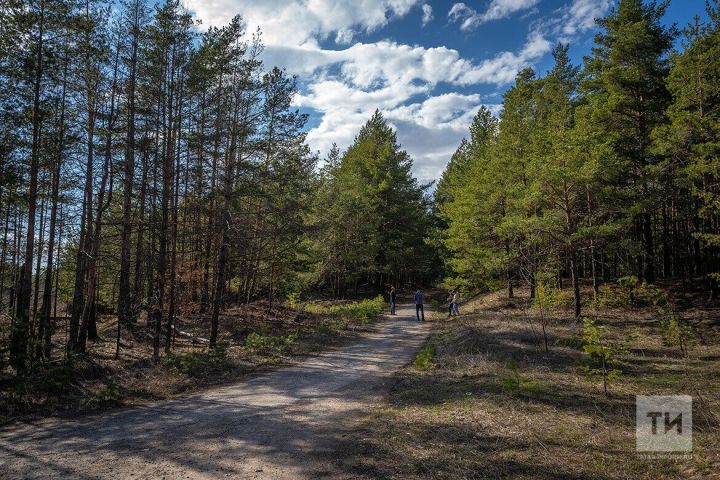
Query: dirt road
0 305 429 479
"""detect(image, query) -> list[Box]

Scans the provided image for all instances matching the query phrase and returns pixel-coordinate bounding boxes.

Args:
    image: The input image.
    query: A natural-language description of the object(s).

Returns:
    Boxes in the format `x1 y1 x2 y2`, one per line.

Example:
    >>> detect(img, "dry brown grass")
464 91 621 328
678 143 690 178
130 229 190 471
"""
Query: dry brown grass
335 285 720 480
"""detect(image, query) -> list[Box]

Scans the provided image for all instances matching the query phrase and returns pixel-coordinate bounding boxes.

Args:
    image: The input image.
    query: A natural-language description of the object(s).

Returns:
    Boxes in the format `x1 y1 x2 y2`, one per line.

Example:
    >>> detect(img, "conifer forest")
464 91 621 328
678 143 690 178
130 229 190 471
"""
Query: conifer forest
0 1 719 479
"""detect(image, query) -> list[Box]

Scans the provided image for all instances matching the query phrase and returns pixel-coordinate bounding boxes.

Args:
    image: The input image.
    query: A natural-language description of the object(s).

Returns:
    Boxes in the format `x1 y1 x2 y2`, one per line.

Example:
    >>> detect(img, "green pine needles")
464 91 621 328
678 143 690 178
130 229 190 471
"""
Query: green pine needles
578 318 626 395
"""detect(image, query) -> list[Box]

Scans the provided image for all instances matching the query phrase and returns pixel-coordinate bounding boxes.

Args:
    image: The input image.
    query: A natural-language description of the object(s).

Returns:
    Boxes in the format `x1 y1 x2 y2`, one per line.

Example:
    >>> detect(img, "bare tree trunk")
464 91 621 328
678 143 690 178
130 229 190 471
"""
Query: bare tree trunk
166 70 184 353
31 195 47 356
569 244 581 319
118 0 140 326
132 149 148 319
11 0 45 373
79 43 120 351
153 42 177 362
505 238 513 299
38 58 68 361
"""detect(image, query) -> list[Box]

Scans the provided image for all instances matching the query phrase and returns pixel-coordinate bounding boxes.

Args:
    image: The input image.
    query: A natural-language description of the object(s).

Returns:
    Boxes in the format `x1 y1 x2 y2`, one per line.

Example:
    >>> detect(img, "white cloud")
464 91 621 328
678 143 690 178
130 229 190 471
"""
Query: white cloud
335 28 354 45
558 0 613 37
182 0 593 180
421 4 433 27
264 31 550 91
448 0 540 30
458 30 551 84
184 0 421 45
287 32 547 182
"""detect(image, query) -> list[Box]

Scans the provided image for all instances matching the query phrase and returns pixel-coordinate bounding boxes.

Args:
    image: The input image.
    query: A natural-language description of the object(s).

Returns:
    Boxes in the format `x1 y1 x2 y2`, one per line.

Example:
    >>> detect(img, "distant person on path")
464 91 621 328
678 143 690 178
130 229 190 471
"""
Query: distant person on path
389 286 397 315
415 288 425 322
447 289 454 317
451 290 460 316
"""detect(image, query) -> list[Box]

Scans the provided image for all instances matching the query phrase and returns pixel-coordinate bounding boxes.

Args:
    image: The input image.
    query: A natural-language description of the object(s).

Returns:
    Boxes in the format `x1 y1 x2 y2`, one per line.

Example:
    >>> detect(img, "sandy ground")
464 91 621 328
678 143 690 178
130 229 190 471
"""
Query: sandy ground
0 305 429 479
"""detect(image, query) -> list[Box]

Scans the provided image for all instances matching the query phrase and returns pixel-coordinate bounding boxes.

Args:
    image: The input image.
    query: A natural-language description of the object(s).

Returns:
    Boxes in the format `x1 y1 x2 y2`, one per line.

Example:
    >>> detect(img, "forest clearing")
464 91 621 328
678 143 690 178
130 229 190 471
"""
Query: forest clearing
2 0 720 478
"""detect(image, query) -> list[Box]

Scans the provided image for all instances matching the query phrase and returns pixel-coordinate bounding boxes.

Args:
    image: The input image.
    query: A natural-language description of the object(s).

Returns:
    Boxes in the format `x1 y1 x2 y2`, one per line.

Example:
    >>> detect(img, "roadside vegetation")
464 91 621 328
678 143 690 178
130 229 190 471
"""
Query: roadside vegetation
0 296 386 421
336 283 720 479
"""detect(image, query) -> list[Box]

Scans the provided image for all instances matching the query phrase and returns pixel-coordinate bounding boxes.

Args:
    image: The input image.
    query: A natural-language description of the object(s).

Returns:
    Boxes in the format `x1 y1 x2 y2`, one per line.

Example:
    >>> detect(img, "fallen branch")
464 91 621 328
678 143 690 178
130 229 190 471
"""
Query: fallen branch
173 326 210 344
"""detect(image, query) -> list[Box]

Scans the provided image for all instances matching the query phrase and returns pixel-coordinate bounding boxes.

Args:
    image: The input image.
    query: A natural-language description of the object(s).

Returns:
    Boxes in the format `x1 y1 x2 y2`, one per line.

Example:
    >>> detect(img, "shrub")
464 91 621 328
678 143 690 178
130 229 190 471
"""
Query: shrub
307 295 385 324
500 356 543 395
286 291 300 310
430 298 443 313
555 336 586 350
315 318 347 334
661 316 692 357
596 277 669 310
161 344 229 376
79 379 123 411
532 279 566 352
617 275 638 297
329 295 385 323
578 318 626 395
414 345 435 370
244 332 297 356
634 282 668 307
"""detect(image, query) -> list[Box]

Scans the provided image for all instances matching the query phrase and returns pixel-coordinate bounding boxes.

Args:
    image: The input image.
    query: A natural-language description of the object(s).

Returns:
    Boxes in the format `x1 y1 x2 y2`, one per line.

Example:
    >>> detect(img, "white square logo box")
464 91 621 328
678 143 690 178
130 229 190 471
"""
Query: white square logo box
636 395 692 452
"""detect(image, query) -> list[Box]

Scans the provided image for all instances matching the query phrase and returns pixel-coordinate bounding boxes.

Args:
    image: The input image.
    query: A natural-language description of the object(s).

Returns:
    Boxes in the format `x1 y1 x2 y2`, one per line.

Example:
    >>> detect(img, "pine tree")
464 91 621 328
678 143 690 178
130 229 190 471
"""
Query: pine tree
657 1 720 296
583 0 677 283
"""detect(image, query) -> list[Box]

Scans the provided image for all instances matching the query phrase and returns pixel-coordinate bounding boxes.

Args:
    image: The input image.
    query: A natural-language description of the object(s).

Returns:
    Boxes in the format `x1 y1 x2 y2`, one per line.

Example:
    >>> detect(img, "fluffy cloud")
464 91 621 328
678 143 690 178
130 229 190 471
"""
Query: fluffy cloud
183 0 589 181
285 32 548 181
421 4 433 27
558 0 613 37
265 30 548 181
265 31 550 91
449 0 540 30
185 0 422 45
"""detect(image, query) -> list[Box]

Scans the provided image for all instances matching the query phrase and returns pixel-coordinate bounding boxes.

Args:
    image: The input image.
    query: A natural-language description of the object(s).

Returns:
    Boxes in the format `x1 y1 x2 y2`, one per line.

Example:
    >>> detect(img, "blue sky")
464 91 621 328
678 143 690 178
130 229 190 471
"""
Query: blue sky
183 0 708 182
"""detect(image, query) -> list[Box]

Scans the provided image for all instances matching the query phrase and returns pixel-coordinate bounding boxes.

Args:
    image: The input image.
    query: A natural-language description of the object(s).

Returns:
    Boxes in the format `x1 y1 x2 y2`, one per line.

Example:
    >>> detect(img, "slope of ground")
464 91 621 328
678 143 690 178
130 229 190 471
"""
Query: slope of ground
334 286 720 479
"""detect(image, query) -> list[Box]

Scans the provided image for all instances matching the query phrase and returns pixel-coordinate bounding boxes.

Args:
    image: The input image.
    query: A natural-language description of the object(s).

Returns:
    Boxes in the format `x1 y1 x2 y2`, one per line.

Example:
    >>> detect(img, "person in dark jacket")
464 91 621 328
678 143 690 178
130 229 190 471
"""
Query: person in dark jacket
389 286 397 315
414 289 425 321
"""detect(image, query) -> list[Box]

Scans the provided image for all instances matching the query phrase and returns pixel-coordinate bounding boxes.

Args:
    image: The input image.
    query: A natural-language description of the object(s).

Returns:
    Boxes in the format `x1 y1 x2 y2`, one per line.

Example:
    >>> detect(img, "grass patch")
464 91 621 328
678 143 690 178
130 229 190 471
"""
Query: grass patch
335 286 720 480
414 345 435 370
305 295 385 323
244 332 297 356
79 378 123 411
160 344 232 376
555 335 586 349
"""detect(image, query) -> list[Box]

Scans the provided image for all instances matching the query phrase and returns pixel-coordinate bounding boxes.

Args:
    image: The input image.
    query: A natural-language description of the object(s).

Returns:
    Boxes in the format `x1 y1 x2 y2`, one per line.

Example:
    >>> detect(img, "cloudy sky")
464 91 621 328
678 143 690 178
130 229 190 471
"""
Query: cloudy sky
182 0 702 183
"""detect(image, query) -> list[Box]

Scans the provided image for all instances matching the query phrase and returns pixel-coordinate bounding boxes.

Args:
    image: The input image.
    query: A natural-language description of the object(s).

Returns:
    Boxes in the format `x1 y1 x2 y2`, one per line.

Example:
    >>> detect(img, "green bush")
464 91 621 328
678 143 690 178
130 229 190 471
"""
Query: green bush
315 318 348 334
555 336 586 350
306 295 385 324
500 356 543 395
617 275 638 292
661 316 692 356
161 344 229 376
286 291 300 310
430 299 443 313
634 282 668 307
578 318 626 395
414 345 435 370
600 276 668 309
79 379 123 411
244 332 297 356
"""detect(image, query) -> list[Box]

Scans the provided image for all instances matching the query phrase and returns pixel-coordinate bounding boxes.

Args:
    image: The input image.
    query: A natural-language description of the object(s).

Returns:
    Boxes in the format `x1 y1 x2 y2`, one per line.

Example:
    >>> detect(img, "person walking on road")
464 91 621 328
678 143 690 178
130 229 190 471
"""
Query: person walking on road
415 288 425 322
389 286 397 315
451 290 460 316
447 289 454 317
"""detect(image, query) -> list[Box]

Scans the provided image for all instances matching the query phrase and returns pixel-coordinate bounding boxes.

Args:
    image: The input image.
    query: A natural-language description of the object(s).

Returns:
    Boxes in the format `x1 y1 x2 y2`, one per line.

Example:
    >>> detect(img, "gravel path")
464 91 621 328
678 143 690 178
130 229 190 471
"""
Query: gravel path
0 305 429 479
